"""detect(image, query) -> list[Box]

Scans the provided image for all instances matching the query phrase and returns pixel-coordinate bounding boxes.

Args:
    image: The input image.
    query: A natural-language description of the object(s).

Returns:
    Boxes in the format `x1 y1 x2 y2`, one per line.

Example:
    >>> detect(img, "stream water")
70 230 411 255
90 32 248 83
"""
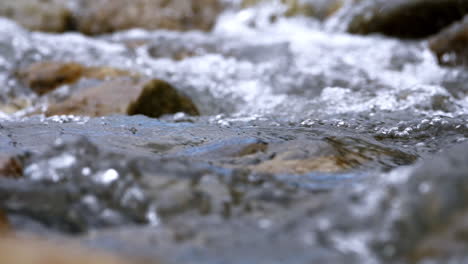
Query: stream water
1 1 468 264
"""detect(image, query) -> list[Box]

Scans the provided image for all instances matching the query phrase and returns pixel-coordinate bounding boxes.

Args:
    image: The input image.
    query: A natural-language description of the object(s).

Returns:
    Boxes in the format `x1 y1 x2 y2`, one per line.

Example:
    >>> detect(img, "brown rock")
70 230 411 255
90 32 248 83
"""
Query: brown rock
347 0 468 39
0 155 23 179
0 235 145 264
46 78 199 118
241 0 343 20
74 0 222 35
18 62 85 95
0 0 72 33
249 140 356 174
429 15 468 66
18 61 136 95
0 211 10 234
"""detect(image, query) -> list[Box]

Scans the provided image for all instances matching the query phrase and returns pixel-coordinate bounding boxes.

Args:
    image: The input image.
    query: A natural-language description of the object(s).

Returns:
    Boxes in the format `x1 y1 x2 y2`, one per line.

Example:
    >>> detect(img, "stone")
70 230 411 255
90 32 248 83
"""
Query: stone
46 78 199 118
241 0 343 20
429 15 468 67
0 211 9 234
127 79 200 118
346 0 468 39
0 235 144 264
0 155 22 179
18 62 85 95
74 0 222 35
17 61 137 95
0 0 72 33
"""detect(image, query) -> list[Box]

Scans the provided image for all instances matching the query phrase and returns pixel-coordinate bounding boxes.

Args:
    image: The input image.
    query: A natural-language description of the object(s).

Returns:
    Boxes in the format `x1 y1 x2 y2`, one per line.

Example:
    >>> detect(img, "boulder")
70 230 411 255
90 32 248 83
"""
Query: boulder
0 0 72 33
46 78 199 118
74 0 222 35
127 79 200 118
346 0 468 38
429 15 468 66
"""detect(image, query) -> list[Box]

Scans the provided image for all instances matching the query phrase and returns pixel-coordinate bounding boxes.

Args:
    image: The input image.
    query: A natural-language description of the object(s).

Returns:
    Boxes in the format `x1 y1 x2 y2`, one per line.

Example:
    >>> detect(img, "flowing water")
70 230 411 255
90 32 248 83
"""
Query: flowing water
1 1 468 263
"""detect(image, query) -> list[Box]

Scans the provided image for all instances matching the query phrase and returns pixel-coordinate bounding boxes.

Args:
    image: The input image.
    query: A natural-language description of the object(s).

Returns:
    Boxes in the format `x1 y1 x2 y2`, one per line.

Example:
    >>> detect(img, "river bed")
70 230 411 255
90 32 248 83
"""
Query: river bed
1 1 468 263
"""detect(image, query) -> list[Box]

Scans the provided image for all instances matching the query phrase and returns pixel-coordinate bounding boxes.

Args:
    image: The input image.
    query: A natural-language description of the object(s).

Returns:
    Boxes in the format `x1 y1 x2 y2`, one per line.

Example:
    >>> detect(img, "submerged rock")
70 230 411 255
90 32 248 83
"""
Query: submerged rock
346 0 468 38
74 0 222 35
430 15 468 67
46 78 199 118
0 0 71 32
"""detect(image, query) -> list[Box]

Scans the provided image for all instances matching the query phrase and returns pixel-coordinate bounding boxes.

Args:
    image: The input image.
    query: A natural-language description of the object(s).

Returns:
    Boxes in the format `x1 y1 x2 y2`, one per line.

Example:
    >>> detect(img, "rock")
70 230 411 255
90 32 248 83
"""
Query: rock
241 0 343 20
429 15 468 67
18 62 85 95
17 61 136 95
74 0 222 35
0 155 22 179
0 235 144 264
0 211 10 234
127 79 199 118
46 78 199 118
346 0 468 38
0 0 72 33
249 140 349 174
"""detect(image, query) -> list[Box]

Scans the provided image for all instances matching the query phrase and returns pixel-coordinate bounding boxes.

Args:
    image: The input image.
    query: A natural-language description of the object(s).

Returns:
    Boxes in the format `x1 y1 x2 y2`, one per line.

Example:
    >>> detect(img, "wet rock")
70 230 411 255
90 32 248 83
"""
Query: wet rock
74 0 222 35
385 143 468 262
0 235 142 264
18 62 85 95
46 78 199 118
241 0 343 20
17 61 135 95
308 142 468 263
127 79 200 118
429 15 468 67
0 0 72 33
0 154 23 179
346 0 468 38
1 137 157 233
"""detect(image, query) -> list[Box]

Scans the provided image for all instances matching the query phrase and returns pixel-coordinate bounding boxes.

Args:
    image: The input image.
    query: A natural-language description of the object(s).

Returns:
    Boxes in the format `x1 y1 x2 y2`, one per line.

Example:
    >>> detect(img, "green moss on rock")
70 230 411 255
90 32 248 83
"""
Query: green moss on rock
127 79 199 118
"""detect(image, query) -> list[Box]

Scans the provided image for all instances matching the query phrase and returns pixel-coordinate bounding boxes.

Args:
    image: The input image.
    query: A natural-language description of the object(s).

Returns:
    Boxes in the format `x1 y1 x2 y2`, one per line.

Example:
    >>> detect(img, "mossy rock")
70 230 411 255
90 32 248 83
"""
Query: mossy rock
127 79 199 118
347 0 468 39
45 78 199 118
